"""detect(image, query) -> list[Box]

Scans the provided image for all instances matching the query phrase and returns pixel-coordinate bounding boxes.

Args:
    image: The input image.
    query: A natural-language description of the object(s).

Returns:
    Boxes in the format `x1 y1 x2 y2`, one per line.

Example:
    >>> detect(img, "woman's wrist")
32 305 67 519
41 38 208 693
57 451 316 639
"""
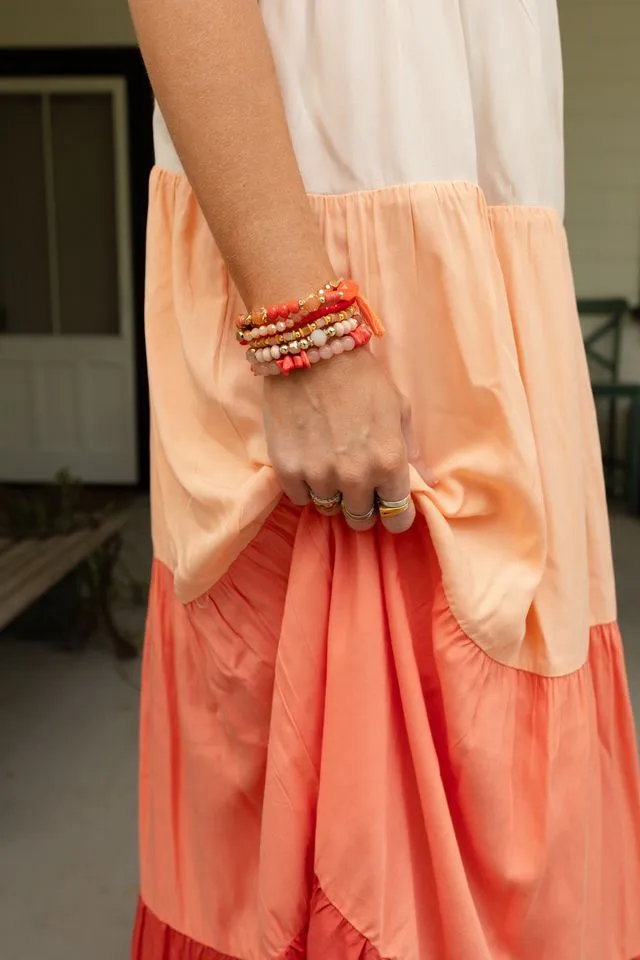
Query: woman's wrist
239 258 334 313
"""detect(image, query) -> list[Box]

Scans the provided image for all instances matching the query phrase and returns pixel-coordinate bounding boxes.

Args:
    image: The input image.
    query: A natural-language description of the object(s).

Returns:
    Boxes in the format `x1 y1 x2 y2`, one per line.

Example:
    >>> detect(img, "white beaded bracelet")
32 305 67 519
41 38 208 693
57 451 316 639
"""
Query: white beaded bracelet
248 315 362 373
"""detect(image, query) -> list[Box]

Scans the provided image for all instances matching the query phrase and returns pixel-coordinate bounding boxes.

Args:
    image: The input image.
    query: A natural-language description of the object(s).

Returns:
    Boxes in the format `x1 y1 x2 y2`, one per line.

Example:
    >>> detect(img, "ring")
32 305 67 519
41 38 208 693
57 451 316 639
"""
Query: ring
309 490 342 514
342 502 376 524
377 494 412 520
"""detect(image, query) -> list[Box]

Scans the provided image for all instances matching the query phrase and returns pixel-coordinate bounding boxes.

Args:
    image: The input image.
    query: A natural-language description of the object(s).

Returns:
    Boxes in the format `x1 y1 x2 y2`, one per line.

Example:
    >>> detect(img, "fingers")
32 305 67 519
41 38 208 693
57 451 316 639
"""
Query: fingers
276 451 417 534
273 396 434 532
278 471 311 508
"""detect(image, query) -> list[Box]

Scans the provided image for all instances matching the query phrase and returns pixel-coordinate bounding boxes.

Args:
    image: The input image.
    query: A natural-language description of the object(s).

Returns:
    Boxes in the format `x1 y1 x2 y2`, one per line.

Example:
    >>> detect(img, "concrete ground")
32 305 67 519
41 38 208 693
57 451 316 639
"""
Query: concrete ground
0 502 639 960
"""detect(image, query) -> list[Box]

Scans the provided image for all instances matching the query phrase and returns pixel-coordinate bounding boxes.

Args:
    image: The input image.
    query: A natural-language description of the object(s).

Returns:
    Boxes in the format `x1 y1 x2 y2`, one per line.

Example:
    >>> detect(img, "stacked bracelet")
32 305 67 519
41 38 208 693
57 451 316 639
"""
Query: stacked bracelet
236 278 383 378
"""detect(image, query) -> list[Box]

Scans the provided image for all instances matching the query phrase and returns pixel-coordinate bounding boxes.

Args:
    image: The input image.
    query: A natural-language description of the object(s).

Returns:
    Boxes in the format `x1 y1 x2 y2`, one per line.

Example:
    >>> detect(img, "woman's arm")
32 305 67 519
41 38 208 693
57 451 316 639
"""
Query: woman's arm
129 0 332 305
130 0 426 531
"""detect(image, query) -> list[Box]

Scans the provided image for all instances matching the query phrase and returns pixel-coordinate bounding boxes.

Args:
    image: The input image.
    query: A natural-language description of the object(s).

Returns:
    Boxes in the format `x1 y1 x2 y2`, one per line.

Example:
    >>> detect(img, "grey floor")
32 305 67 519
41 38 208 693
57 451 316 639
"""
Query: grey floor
0 503 638 960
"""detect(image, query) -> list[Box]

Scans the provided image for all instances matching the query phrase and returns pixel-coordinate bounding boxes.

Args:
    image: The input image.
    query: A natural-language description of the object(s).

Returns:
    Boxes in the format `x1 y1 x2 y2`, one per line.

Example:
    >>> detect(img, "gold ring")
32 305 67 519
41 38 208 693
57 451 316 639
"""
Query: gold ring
377 494 412 520
309 490 342 513
342 502 376 524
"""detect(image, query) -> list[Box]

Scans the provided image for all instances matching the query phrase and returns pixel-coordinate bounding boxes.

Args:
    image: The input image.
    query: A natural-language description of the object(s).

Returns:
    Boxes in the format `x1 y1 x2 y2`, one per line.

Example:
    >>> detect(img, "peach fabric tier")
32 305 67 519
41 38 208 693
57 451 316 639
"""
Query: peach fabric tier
146 171 615 677
134 506 640 960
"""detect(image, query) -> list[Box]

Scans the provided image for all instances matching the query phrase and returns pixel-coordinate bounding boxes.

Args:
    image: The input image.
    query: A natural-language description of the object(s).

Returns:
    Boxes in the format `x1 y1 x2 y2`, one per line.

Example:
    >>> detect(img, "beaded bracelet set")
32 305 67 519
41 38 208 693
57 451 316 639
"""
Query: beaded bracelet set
235 279 383 377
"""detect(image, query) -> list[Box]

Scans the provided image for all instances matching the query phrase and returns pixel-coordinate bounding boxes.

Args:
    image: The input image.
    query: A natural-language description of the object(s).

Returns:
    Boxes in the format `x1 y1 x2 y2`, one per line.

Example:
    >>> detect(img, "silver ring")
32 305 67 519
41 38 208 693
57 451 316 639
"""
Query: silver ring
342 502 376 524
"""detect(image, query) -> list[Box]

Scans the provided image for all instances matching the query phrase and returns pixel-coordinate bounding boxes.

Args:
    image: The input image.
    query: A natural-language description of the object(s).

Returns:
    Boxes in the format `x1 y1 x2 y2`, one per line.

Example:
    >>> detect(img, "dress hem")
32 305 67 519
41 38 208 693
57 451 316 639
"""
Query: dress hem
132 886 384 960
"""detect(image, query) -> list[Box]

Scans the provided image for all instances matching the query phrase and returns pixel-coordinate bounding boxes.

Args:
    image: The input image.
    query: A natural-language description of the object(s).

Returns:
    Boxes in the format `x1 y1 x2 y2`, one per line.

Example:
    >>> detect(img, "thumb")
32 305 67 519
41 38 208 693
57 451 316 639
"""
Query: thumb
401 399 438 488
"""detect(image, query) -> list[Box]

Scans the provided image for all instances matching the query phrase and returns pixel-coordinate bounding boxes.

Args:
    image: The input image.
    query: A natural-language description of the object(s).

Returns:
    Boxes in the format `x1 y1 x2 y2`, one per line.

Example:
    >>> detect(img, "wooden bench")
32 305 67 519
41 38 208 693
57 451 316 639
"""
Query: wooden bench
0 508 137 658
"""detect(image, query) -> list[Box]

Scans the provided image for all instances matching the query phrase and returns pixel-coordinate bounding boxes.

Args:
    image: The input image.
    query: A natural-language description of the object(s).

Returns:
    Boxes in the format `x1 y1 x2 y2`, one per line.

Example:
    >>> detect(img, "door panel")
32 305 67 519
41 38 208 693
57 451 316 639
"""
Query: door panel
0 78 137 483
0 337 136 482
0 94 52 335
51 92 120 337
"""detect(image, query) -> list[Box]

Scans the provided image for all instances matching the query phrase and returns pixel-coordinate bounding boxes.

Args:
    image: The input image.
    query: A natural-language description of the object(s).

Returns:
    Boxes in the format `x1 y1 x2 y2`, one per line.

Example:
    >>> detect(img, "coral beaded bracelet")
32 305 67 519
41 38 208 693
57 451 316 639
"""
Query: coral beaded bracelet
235 279 384 338
236 279 346 330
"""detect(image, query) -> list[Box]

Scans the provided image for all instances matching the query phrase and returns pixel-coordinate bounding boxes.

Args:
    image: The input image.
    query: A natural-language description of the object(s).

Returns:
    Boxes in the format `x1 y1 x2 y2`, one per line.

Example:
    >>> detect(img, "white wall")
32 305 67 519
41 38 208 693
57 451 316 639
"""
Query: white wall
560 0 640 377
0 0 135 47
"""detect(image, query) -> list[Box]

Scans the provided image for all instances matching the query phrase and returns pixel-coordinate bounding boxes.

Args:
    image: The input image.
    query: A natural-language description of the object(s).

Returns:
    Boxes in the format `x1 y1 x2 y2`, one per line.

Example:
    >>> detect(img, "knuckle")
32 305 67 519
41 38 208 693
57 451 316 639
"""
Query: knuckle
338 461 370 491
305 467 334 492
274 460 302 485
377 445 407 479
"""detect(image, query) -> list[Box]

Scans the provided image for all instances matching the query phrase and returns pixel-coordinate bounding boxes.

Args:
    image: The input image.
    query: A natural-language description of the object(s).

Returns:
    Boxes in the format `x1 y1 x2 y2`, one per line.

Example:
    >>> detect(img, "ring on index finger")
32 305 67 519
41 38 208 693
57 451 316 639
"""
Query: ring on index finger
376 494 412 521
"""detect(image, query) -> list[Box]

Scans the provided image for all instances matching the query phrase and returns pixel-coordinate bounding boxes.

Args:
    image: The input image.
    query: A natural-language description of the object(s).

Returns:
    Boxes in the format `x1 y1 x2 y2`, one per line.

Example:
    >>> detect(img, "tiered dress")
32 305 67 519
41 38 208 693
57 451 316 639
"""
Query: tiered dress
133 3 640 957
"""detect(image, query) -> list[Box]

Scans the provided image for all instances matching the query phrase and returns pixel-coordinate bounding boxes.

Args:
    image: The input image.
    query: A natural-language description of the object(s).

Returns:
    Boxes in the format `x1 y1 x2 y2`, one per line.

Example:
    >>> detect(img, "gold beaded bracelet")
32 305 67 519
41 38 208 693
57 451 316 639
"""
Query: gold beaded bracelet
235 279 345 331
246 306 358 350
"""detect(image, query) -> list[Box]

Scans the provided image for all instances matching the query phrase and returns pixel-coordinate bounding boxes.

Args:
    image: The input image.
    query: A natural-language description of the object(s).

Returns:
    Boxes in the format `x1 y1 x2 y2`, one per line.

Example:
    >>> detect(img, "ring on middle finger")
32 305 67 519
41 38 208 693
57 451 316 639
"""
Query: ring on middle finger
342 502 377 524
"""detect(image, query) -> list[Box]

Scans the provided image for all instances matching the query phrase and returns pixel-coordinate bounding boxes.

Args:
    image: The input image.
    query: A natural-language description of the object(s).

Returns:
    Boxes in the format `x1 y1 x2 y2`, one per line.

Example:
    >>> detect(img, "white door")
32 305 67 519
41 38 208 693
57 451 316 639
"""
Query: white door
0 77 138 484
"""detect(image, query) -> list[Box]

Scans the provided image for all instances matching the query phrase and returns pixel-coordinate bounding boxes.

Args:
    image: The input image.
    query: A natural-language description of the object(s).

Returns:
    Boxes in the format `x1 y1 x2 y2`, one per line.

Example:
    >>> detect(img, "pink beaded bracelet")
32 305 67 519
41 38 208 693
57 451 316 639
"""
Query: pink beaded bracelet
248 313 361 366
250 318 372 377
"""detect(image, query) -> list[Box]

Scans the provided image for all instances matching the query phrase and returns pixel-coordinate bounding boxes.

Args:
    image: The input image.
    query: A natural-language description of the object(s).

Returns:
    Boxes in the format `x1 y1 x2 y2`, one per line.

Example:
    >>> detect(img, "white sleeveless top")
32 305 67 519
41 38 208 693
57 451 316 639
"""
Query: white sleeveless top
153 0 565 215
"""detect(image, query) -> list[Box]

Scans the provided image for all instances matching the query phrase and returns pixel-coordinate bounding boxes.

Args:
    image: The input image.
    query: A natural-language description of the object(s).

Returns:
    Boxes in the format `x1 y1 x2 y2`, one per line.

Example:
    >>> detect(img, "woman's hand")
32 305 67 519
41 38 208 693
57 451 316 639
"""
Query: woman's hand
263 349 432 533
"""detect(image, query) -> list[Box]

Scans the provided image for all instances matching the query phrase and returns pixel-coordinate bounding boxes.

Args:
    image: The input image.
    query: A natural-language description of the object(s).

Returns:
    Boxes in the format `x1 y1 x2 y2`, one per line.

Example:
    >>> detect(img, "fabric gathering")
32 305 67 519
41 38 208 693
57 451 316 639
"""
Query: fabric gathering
132 2 640 958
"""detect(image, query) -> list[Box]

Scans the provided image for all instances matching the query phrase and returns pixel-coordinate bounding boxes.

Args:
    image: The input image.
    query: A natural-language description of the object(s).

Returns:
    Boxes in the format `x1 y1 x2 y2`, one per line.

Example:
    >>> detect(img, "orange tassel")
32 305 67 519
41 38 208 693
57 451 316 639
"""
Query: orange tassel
356 295 385 338
337 280 384 338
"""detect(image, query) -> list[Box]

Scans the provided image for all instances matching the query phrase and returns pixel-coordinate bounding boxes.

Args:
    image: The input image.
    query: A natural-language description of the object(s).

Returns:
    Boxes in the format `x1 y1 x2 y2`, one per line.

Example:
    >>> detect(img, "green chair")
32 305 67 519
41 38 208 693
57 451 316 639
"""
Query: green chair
578 298 640 514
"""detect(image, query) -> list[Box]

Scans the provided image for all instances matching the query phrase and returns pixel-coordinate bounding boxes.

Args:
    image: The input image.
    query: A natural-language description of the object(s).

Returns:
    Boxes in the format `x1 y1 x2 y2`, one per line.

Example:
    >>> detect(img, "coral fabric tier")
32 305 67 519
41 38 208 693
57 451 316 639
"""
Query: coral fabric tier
135 510 640 958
